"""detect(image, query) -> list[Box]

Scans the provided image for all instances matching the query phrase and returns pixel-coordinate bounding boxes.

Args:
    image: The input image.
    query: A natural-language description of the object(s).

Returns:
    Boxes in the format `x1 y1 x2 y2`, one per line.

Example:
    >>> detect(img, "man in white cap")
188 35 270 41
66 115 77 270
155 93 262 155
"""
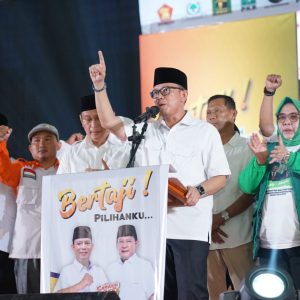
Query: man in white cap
0 122 60 293
57 94 130 174
89 51 231 300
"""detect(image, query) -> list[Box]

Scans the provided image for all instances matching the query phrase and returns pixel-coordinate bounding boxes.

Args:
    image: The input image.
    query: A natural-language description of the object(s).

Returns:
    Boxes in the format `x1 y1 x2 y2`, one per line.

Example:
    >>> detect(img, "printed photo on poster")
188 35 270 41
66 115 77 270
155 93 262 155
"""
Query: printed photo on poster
41 165 169 300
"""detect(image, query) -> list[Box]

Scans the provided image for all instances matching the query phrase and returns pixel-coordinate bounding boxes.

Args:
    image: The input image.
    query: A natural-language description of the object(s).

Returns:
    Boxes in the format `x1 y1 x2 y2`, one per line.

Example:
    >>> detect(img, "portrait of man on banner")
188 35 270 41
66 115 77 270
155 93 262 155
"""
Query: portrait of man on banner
54 226 108 293
106 224 154 300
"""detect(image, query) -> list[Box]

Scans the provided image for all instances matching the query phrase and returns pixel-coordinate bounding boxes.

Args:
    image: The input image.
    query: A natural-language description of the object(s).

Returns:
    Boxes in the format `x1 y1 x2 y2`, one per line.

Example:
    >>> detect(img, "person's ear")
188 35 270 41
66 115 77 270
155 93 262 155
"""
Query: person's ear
55 140 60 151
231 109 237 122
79 114 84 127
28 144 33 155
135 240 140 250
179 90 188 105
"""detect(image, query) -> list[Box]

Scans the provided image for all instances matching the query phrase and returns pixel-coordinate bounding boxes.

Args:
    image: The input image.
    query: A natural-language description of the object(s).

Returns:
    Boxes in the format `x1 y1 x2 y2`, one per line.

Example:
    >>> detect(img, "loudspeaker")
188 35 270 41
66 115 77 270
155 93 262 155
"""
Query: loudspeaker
0 291 120 300
221 290 300 300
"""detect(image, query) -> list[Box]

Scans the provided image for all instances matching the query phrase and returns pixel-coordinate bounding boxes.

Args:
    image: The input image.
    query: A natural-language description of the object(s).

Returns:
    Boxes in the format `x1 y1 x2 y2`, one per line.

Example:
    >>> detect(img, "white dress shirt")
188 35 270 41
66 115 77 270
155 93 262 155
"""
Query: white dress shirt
0 182 16 253
124 112 231 242
210 132 254 249
57 134 130 174
107 254 154 300
54 259 107 292
56 140 71 162
10 165 57 258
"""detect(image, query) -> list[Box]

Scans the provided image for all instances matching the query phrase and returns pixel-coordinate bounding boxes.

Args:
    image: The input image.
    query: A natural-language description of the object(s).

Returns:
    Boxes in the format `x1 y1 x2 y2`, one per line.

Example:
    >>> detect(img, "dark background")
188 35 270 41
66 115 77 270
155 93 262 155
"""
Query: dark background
0 0 141 159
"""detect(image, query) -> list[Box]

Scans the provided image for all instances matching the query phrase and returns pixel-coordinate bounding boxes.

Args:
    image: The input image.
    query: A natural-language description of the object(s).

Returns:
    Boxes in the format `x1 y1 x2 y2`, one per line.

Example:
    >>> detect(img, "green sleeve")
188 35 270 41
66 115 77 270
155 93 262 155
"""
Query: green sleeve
239 156 267 194
287 152 300 173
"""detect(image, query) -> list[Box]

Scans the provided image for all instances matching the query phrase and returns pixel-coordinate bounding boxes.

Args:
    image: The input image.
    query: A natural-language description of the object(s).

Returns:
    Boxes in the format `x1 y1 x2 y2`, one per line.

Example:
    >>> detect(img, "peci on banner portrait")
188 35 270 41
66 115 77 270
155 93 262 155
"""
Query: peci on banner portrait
41 165 169 300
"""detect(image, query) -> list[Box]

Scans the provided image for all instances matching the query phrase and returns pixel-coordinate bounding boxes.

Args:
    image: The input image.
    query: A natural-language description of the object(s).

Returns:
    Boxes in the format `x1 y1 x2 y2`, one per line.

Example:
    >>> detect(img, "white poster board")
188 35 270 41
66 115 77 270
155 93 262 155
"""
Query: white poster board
41 165 169 300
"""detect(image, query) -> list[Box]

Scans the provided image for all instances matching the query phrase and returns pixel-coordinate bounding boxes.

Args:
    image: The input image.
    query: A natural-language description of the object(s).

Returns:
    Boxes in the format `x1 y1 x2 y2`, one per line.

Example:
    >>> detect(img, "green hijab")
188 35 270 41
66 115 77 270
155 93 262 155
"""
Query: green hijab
275 97 300 147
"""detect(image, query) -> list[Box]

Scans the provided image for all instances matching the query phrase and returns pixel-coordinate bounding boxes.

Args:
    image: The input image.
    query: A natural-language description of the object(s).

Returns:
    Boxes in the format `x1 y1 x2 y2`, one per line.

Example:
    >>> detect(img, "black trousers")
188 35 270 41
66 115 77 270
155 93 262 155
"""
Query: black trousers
14 259 40 294
164 239 209 300
258 246 300 289
0 250 16 294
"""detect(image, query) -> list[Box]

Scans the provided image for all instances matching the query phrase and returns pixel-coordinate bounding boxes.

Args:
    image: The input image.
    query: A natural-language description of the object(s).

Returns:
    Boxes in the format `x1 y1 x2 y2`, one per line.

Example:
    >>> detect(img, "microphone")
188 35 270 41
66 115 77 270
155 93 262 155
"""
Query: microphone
134 106 159 124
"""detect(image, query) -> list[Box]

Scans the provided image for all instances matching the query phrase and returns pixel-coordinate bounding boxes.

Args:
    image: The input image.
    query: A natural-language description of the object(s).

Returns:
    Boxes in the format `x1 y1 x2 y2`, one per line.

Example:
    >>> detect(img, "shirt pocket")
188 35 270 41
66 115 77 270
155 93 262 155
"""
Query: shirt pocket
167 144 199 179
143 140 163 165
17 184 39 206
169 143 196 162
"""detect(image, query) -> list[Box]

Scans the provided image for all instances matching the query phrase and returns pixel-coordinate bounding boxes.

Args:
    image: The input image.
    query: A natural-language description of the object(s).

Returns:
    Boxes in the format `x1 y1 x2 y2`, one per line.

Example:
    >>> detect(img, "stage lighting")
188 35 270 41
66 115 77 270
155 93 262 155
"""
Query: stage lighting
220 265 297 300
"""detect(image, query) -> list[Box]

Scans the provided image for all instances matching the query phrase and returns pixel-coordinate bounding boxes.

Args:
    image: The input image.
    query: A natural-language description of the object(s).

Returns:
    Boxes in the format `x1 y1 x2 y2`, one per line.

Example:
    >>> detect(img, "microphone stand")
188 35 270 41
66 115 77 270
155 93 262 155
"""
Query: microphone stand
126 121 148 168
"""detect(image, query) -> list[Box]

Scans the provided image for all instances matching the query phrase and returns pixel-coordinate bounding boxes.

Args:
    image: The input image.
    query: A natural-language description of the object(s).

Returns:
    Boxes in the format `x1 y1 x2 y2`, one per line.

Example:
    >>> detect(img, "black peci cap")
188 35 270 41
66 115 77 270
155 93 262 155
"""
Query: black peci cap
117 225 137 241
153 67 187 90
80 94 96 112
72 226 92 242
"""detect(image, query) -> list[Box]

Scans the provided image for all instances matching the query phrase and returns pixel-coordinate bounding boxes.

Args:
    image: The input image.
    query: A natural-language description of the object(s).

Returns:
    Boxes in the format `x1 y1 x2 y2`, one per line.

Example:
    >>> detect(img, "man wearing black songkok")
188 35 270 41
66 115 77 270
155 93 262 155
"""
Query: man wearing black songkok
106 225 154 300
57 95 130 174
54 226 107 293
89 51 230 300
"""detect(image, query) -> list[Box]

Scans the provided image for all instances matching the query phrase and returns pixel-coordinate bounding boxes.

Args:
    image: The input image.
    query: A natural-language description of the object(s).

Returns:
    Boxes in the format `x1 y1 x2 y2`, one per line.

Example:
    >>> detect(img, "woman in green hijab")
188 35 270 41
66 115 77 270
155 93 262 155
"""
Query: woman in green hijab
239 74 300 289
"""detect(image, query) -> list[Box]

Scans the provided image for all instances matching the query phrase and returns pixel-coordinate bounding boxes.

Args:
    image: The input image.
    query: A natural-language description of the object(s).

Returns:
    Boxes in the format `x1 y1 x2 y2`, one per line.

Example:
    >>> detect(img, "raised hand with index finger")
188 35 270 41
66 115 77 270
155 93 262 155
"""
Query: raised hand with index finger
89 51 106 91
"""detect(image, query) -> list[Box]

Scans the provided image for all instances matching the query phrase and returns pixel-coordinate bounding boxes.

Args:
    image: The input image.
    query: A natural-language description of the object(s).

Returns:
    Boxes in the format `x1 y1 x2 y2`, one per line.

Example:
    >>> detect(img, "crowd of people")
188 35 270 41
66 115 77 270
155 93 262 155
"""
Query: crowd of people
0 50 299 300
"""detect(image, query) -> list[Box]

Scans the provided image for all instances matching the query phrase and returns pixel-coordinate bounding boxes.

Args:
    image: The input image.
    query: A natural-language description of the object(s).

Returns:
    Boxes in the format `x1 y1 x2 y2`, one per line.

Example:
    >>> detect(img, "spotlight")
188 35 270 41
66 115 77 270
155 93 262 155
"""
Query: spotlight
220 265 297 300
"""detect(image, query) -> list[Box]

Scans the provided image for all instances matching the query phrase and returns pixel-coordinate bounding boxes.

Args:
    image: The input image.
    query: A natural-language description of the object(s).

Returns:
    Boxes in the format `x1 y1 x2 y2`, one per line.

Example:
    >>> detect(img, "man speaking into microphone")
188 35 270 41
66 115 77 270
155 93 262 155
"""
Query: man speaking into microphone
89 51 231 300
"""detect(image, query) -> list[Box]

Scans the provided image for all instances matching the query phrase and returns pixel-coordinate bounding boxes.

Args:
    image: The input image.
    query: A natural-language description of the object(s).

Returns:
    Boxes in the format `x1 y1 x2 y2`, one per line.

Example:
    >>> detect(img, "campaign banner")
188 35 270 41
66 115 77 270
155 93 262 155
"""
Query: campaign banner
139 1 213 27
138 0 296 34
41 165 169 300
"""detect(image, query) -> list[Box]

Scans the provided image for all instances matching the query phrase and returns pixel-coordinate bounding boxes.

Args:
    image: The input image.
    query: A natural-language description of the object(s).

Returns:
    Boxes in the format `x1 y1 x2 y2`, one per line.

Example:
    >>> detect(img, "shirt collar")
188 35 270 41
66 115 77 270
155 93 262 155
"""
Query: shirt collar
226 132 240 147
84 135 95 147
84 134 110 148
73 259 91 271
25 158 59 169
158 111 194 128
117 253 137 265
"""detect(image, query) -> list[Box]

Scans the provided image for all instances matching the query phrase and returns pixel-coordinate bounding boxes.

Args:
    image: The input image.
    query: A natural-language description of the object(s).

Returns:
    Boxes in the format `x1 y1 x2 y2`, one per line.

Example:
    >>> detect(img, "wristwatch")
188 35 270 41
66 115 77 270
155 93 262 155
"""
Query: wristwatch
221 210 230 223
263 87 275 96
196 184 206 197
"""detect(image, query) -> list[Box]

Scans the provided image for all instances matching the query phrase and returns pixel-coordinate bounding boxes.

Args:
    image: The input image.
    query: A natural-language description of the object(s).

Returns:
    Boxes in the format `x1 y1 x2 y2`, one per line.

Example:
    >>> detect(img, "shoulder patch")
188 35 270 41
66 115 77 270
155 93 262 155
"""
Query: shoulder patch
23 167 36 180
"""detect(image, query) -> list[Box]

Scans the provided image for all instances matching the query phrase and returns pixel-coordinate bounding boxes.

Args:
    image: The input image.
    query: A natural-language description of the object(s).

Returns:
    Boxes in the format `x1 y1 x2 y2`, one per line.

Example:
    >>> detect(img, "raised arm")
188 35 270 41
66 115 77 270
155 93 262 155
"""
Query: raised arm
259 74 282 137
89 51 127 141
0 126 23 189
239 134 268 194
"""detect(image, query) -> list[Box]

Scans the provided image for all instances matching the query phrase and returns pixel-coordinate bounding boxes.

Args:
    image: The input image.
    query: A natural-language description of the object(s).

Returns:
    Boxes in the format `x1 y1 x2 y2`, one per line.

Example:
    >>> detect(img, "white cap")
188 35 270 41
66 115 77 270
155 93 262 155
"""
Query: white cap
28 123 59 142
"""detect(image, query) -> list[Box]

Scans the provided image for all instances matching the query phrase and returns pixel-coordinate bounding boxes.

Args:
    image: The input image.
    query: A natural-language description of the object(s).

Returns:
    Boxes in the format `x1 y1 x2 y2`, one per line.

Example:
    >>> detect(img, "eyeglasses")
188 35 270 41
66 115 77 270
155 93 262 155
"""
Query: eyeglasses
276 113 300 123
150 86 184 99
81 116 100 125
